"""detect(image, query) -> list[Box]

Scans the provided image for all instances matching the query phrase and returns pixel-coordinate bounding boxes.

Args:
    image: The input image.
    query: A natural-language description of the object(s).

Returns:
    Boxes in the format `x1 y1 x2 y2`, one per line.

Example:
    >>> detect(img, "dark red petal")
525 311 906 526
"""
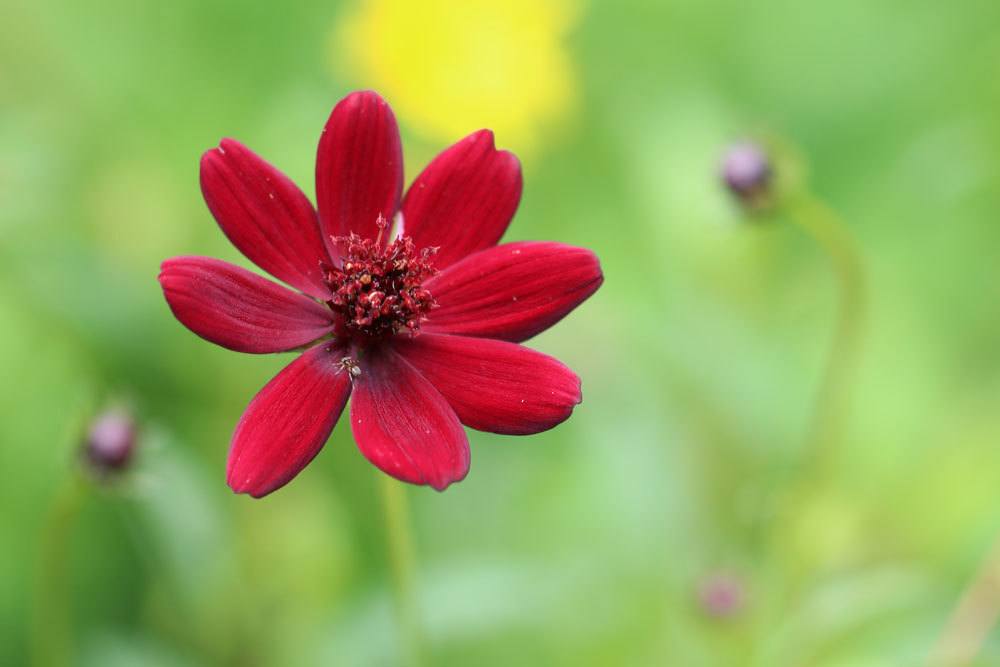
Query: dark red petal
227 342 352 498
159 256 335 353
200 139 332 299
401 130 522 269
423 242 604 342
394 334 582 435
316 91 403 253
351 346 469 491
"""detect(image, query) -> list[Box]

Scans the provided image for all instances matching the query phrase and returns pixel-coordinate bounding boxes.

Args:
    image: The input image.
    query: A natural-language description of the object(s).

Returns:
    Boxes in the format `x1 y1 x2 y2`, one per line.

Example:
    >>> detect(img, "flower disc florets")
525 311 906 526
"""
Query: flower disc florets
323 225 438 341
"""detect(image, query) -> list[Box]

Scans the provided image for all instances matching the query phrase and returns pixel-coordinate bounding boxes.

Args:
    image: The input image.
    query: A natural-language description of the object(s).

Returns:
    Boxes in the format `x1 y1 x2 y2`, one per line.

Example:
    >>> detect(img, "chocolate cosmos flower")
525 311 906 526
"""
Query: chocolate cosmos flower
159 91 602 496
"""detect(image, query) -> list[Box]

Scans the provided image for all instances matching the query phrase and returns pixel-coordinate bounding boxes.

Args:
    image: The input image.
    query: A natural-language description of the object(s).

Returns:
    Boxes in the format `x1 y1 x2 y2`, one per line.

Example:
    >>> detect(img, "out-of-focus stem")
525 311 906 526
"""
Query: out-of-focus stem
31 475 86 667
927 535 1000 667
784 192 867 476
378 474 423 667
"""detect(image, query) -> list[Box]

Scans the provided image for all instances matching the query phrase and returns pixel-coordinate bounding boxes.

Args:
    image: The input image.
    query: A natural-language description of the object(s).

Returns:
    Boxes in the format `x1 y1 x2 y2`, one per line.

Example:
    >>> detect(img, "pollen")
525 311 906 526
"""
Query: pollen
322 222 438 342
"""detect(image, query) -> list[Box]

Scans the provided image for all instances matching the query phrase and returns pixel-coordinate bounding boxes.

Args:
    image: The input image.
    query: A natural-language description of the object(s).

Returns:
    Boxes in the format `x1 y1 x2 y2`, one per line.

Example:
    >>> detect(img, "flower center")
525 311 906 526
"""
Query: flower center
322 224 437 342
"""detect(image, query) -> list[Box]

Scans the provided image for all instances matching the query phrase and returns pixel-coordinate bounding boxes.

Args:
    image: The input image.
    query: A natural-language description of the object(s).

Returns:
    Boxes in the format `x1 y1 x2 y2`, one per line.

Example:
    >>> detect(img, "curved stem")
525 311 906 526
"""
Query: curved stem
927 534 1000 667
784 192 867 476
31 474 86 667
377 474 423 667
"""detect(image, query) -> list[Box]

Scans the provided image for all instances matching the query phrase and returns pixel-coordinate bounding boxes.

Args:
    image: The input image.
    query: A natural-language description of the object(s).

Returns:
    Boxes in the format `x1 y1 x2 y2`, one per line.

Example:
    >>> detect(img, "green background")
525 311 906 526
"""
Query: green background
2 1 1000 665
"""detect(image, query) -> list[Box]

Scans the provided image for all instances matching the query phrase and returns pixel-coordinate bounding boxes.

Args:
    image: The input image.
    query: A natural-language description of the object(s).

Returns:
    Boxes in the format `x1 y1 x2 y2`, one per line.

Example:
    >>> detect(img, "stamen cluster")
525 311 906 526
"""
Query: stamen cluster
323 230 438 340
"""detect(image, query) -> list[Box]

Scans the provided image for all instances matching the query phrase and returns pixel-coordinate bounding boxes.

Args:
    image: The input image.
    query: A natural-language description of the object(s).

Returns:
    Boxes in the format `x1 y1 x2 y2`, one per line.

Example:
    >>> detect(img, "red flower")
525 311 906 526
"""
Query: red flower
159 91 602 496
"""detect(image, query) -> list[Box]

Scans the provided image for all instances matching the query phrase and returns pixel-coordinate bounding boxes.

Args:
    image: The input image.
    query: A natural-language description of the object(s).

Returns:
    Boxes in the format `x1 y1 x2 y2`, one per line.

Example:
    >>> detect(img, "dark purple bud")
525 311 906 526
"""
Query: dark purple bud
84 409 136 474
721 142 772 205
697 572 745 619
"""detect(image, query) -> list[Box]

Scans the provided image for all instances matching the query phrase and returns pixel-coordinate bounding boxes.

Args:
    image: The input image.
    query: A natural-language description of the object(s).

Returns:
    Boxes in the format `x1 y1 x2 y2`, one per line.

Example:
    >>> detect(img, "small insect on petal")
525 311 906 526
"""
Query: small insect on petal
338 356 363 379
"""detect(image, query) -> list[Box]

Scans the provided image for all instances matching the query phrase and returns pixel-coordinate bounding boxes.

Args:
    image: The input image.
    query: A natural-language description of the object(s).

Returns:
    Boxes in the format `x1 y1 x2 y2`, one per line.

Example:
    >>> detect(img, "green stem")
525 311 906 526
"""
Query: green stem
784 192 867 477
377 474 422 667
753 182 870 666
32 474 86 667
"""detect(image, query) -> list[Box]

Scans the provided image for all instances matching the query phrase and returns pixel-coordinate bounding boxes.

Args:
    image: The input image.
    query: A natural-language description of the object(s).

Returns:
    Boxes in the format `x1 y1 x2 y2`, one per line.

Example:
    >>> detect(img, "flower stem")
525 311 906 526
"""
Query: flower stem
784 191 867 476
927 534 1000 667
377 474 423 667
31 474 86 667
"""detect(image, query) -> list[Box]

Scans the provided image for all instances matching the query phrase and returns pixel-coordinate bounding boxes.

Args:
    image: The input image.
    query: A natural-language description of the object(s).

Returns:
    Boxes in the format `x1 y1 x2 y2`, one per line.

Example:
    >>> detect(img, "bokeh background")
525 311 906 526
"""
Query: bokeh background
3 0 1000 665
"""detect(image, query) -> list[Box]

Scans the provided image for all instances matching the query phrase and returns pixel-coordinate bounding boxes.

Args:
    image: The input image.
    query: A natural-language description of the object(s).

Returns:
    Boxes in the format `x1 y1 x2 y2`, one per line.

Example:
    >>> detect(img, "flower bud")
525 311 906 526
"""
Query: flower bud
721 142 772 207
83 409 136 474
697 572 745 619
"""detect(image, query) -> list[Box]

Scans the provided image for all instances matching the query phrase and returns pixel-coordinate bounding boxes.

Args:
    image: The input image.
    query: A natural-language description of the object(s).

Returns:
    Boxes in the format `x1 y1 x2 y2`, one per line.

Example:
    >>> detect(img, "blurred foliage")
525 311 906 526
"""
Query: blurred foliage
2 0 1000 665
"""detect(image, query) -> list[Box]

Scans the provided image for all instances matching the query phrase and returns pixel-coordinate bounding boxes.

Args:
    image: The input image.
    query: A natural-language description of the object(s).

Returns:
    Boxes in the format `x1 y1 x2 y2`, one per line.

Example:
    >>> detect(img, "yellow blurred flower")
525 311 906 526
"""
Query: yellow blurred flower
335 0 580 159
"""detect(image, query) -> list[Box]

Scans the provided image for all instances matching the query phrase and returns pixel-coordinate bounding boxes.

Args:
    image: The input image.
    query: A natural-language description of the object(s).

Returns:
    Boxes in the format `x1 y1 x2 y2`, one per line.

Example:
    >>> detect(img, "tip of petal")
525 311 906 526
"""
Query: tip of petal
592 258 605 288
475 130 521 184
466 130 520 168
199 148 224 185
578 248 605 295
372 462 470 493
429 467 468 492
157 255 198 283
200 138 240 169
228 482 270 499
225 438 297 500
201 138 251 172
338 90 391 113
467 130 521 169
227 459 280 499
157 256 184 285
468 128 495 146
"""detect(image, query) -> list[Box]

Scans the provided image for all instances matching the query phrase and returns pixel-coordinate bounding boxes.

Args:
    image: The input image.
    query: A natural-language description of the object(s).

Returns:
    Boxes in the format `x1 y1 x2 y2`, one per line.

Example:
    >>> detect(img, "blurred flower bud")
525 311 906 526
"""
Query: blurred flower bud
697 571 745 619
721 142 772 208
83 409 136 475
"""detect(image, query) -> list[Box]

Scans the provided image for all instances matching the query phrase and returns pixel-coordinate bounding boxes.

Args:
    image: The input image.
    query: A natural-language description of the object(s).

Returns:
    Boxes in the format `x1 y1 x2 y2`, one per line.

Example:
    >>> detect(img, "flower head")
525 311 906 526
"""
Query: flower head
322 219 438 340
159 91 602 497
